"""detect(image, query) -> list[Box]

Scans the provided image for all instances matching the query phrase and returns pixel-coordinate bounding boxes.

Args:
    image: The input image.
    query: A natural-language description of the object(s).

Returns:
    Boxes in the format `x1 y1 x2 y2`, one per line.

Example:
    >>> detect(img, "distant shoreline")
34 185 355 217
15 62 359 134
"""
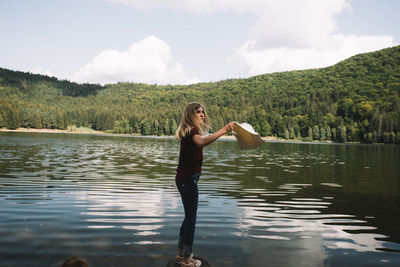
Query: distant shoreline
0 127 336 144
0 127 105 135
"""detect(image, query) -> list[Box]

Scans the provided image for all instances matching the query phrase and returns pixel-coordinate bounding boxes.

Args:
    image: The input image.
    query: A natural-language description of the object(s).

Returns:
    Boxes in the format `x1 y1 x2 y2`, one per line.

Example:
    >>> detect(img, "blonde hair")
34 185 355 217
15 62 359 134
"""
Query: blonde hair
175 102 211 140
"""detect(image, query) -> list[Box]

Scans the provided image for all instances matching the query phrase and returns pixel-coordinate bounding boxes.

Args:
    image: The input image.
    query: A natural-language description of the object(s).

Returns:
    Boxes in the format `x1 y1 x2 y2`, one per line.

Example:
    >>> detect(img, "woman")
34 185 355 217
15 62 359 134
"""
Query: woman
174 102 234 267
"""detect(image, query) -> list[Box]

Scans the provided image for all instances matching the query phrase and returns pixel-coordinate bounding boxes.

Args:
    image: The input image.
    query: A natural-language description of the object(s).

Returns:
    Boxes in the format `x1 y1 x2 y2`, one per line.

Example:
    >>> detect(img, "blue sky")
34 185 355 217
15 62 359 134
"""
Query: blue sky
0 0 399 85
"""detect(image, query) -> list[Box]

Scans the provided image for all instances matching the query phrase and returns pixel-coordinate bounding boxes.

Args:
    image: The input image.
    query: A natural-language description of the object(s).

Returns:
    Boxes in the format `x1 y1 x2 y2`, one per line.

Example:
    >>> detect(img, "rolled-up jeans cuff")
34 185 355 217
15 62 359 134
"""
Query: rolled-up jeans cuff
183 244 192 256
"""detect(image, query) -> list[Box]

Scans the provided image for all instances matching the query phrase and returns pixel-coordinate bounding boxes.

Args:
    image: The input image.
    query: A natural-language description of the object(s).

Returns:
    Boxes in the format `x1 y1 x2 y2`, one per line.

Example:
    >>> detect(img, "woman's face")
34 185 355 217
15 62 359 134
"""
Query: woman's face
195 106 205 122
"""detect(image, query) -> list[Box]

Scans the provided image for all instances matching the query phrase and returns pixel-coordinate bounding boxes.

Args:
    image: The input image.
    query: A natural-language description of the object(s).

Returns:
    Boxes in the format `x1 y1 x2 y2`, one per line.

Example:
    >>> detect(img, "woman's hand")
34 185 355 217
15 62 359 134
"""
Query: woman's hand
224 122 235 133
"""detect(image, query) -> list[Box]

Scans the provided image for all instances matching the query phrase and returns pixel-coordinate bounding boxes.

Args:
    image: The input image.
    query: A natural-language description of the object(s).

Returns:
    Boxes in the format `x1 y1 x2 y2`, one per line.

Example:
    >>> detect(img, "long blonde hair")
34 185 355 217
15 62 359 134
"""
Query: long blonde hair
175 102 211 140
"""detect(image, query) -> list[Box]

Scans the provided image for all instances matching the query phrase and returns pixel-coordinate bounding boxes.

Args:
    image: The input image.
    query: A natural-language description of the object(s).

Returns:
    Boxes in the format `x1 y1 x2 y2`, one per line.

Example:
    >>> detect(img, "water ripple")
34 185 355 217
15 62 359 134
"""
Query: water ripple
1 133 400 267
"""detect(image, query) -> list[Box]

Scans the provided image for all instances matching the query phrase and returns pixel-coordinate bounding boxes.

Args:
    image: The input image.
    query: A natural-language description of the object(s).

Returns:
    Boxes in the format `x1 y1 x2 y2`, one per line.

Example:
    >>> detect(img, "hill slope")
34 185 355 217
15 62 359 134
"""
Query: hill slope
1 45 400 144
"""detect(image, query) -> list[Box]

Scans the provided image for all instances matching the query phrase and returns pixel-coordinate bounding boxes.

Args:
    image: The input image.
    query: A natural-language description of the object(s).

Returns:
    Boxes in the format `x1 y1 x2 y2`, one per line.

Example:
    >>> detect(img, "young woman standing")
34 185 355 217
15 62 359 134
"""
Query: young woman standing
174 102 234 267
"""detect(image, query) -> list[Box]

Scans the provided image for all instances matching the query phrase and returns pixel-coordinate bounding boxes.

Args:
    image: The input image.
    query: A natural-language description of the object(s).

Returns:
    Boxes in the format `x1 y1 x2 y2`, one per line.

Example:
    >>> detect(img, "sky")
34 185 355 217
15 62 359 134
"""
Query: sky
0 0 399 85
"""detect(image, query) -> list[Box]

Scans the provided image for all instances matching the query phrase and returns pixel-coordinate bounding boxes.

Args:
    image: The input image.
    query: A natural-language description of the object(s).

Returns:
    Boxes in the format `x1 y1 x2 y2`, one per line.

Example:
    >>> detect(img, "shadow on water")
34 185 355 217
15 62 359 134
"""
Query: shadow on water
0 132 399 266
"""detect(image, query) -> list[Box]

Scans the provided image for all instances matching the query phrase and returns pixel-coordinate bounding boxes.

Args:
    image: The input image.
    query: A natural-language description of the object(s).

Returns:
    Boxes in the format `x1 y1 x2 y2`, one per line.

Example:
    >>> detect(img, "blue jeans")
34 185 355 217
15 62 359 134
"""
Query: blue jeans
176 173 200 256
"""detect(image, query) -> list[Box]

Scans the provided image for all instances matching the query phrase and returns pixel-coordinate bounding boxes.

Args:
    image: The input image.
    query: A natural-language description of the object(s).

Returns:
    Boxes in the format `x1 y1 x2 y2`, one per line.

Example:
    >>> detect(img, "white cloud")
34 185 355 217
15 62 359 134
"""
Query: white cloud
73 35 200 85
245 0 349 50
229 34 397 76
106 0 398 80
226 0 398 76
106 0 350 52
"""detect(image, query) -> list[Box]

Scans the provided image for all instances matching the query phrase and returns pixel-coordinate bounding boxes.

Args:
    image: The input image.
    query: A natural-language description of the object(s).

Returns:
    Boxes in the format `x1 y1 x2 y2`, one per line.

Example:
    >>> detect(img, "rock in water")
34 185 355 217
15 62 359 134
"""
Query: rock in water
166 256 211 267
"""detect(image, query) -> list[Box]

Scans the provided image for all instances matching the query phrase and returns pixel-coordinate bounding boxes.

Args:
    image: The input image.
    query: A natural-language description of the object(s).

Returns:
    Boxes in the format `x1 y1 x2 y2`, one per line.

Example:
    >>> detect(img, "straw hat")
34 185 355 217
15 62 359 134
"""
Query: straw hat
232 122 264 149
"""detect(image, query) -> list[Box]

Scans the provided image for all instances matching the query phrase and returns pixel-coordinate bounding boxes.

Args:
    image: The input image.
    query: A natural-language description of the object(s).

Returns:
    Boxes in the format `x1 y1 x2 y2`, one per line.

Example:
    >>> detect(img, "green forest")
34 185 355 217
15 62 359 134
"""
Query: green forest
1 45 400 144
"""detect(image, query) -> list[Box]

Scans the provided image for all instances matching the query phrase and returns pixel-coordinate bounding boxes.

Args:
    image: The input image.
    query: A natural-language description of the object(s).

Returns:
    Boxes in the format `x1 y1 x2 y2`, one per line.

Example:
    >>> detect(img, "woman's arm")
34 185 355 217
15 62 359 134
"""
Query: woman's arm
192 122 234 147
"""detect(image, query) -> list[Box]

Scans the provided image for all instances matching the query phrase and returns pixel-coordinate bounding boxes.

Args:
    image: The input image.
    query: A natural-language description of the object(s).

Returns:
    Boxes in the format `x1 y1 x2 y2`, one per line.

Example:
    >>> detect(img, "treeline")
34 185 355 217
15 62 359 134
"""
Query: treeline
1 45 400 144
0 67 104 97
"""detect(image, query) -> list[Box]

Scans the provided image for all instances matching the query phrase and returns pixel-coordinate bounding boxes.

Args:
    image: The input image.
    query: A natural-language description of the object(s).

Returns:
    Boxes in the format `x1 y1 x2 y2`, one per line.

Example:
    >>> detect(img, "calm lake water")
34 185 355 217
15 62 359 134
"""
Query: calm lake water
0 132 399 267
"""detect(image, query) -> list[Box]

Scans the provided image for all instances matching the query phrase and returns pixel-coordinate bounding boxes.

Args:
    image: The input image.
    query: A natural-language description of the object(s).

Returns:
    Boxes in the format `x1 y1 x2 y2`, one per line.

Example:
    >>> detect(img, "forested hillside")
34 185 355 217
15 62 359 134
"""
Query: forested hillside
1 45 400 144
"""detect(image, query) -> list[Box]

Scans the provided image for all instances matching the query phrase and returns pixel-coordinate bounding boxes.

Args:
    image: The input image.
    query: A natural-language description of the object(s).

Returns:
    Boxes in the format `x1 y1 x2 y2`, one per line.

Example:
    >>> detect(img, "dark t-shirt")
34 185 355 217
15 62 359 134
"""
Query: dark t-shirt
175 127 203 182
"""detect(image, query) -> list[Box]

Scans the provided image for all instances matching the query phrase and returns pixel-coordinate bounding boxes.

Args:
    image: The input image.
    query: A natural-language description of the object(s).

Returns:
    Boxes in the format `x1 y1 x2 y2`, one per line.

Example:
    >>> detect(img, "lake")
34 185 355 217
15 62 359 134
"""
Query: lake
0 132 399 267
